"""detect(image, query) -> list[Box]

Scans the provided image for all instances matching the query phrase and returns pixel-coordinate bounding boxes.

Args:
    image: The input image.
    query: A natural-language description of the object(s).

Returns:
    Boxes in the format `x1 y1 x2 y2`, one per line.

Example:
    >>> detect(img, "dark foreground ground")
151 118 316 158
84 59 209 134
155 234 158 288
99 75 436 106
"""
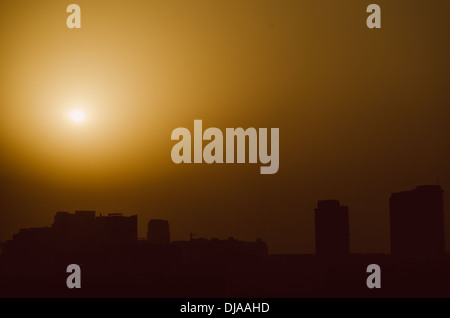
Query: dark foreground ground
1 253 449 298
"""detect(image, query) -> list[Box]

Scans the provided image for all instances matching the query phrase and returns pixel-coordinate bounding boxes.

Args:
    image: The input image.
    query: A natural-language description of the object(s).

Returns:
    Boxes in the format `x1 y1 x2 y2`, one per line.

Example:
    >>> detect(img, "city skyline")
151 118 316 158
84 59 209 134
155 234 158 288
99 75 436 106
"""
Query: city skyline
1 184 445 256
1 184 449 298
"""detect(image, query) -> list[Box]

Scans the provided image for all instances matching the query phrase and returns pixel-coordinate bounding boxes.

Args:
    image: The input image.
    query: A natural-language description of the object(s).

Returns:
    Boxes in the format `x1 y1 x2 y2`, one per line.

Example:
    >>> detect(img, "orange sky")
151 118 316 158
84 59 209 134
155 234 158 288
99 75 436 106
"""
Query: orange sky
1 0 449 254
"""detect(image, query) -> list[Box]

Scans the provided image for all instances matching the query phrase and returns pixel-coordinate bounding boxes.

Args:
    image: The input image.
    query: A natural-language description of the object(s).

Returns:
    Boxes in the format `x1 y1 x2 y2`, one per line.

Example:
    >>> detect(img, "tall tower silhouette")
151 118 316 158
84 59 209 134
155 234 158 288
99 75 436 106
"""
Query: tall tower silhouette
314 200 350 256
390 185 444 257
147 219 170 245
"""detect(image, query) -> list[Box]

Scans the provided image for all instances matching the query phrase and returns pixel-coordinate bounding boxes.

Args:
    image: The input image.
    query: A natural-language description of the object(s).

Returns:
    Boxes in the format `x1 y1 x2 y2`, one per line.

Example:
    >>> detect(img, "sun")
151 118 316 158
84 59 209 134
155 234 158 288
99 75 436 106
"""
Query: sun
69 109 86 122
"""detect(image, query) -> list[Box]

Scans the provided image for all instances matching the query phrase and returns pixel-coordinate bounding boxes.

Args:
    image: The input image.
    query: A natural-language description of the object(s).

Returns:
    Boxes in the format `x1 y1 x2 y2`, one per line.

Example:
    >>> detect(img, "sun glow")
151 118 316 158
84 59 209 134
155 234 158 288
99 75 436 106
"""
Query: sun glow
69 109 86 122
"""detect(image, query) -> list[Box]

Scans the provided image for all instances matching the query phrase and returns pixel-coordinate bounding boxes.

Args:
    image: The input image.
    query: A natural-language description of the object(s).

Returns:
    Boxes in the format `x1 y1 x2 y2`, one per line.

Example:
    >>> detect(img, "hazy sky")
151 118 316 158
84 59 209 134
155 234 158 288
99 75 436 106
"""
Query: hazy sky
1 0 449 254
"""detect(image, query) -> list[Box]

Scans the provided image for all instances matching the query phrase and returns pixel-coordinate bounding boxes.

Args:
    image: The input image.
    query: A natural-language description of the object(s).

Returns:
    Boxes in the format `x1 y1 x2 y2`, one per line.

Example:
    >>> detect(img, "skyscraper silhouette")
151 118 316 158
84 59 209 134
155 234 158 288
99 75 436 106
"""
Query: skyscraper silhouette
314 200 350 256
390 185 444 257
147 219 170 245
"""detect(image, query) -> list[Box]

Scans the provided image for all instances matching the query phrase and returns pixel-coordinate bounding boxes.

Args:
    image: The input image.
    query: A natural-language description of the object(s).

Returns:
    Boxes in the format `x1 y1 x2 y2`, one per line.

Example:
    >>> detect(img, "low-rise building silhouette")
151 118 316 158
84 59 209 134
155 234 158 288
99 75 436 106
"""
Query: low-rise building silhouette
53 211 96 252
314 200 350 257
147 219 170 245
172 237 268 265
0 227 52 257
0 212 266 266
1 211 138 256
96 213 137 248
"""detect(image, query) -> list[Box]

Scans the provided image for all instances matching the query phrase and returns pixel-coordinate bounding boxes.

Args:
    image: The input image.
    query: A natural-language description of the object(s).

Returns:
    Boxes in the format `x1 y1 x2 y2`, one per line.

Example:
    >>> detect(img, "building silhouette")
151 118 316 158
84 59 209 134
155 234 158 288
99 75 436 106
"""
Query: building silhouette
1 211 138 256
1 184 450 298
314 200 350 256
147 219 170 245
172 237 268 265
0 227 52 257
390 185 445 257
96 213 137 247
53 211 96 252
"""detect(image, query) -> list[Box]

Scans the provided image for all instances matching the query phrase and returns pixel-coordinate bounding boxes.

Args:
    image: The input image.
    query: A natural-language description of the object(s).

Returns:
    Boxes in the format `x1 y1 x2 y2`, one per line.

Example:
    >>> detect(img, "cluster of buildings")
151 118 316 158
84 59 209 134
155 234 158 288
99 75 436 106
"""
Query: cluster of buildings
1 212 138 256
0 185 445 260
0 212 268 262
